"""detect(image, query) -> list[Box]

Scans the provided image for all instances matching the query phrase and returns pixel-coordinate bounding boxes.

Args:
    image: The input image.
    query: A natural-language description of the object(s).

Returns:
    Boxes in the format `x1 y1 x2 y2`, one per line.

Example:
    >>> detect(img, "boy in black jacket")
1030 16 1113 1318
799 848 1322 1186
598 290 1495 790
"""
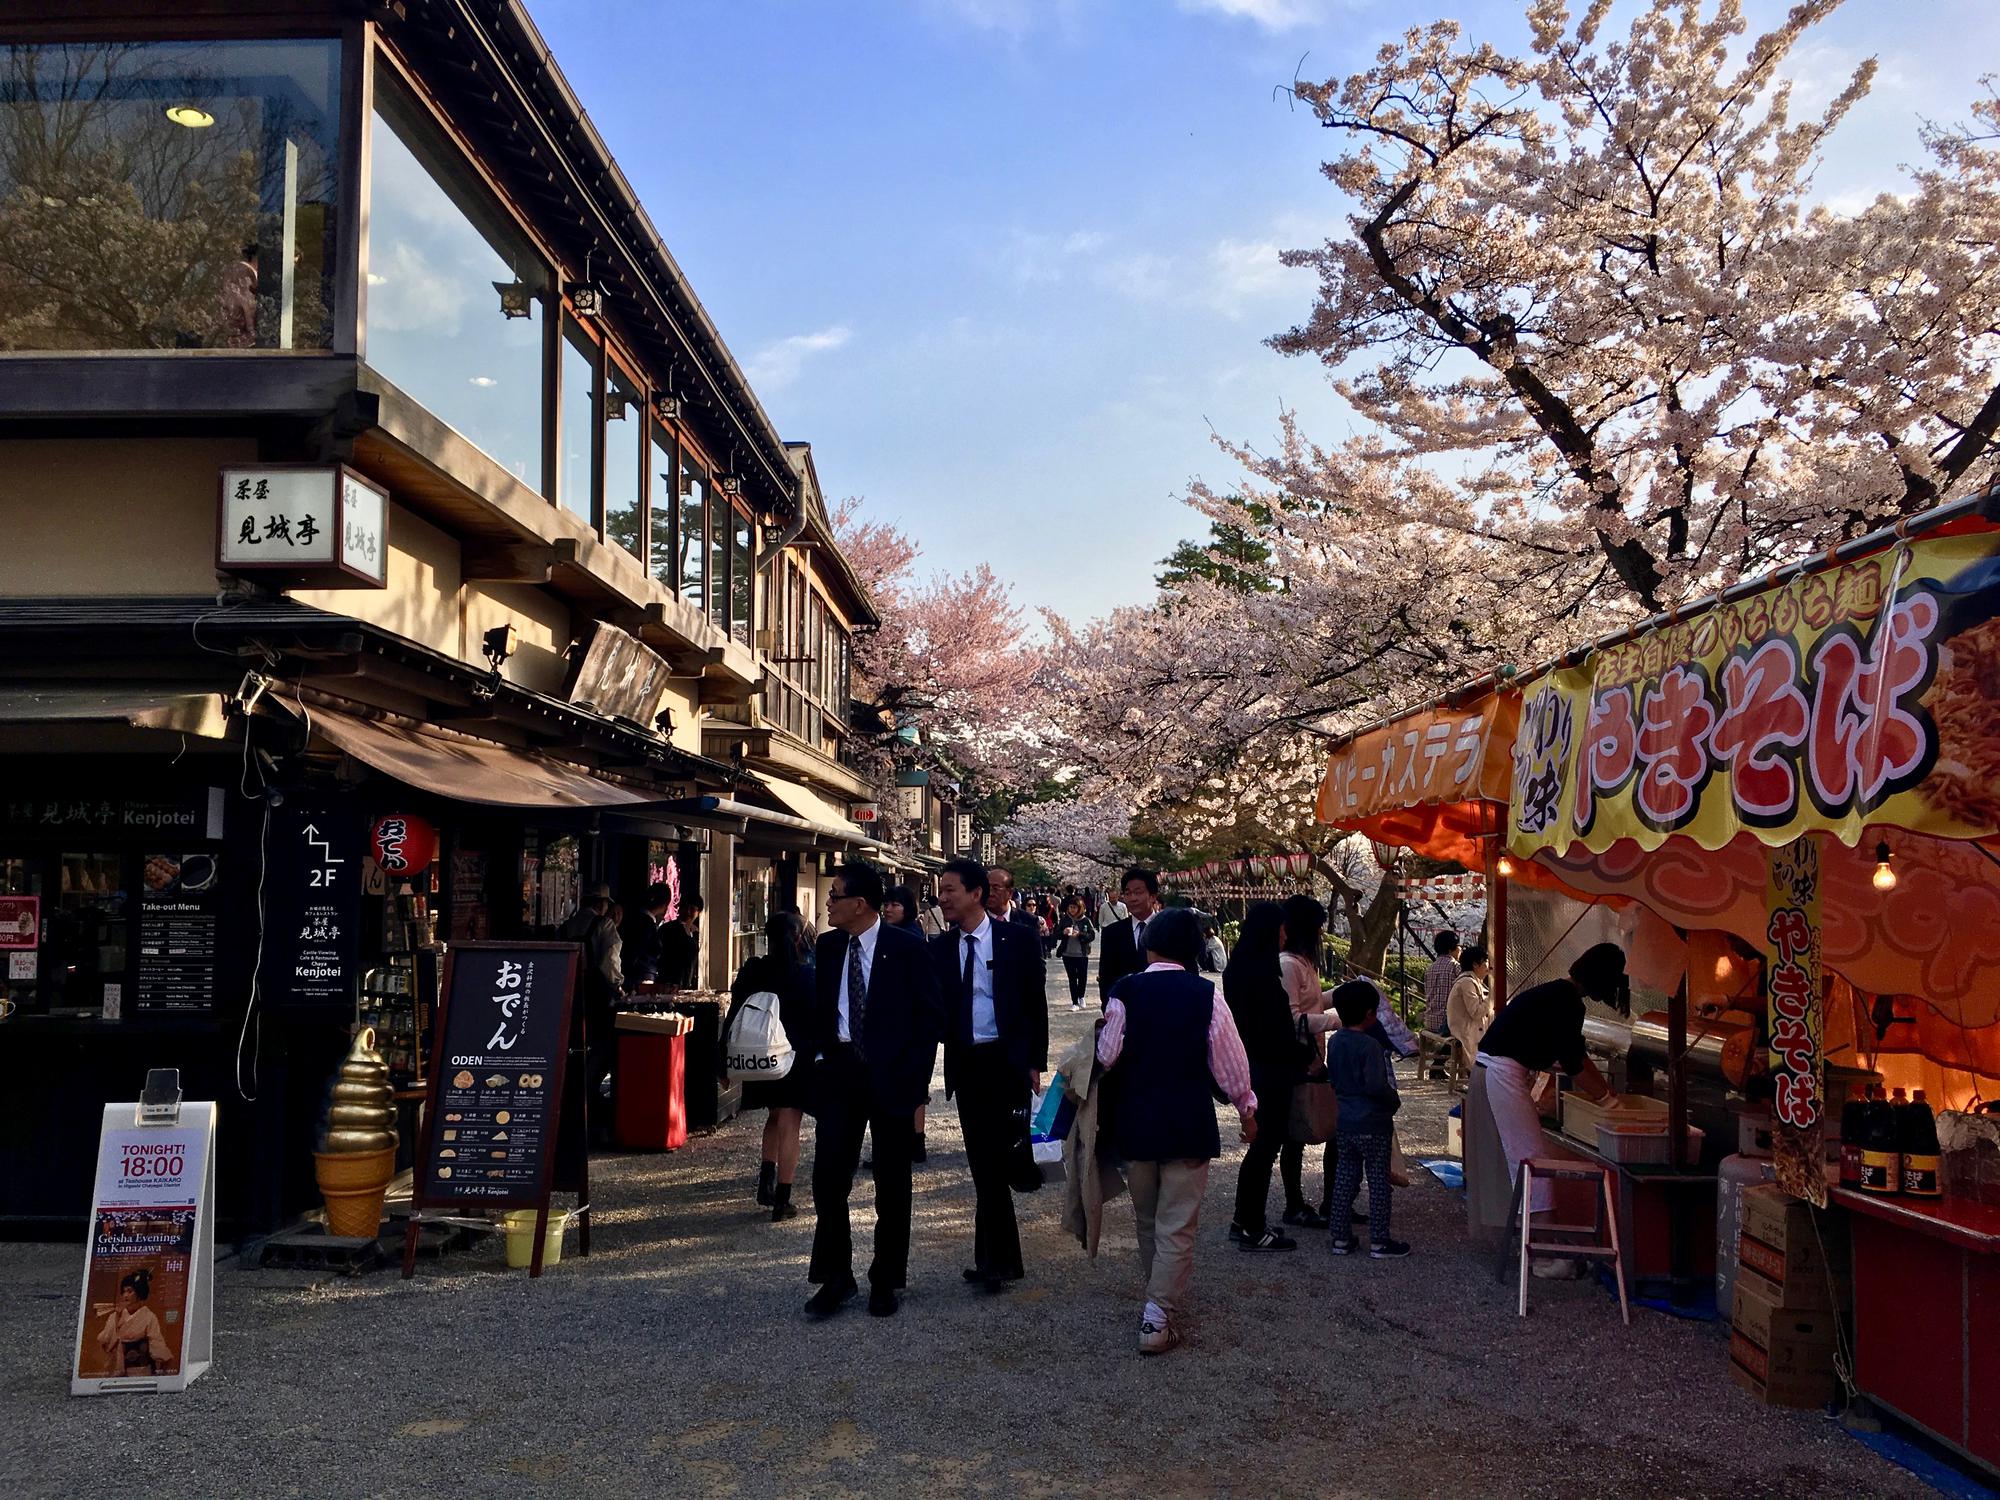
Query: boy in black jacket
1325 980 1410 1259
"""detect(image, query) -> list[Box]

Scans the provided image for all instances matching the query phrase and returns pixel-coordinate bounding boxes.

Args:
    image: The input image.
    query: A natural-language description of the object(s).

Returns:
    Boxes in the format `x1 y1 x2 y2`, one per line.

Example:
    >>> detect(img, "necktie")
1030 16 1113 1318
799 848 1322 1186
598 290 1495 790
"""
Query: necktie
847 932 868 1060
1133 916 1147 952
961 931 977 1001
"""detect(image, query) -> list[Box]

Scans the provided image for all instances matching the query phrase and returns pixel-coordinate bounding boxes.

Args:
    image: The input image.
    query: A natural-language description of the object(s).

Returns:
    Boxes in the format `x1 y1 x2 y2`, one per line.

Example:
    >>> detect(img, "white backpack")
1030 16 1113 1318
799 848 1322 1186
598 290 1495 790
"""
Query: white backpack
724 990 794 1082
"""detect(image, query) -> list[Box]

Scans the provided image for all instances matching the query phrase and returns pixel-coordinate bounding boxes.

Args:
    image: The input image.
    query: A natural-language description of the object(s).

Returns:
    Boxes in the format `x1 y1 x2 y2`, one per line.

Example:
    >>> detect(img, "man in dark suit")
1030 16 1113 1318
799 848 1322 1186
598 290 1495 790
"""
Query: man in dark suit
934 858 1047 1290
620 882 671 986
805 861 943 1319
1096 865 1163 1008
985 866 1042 937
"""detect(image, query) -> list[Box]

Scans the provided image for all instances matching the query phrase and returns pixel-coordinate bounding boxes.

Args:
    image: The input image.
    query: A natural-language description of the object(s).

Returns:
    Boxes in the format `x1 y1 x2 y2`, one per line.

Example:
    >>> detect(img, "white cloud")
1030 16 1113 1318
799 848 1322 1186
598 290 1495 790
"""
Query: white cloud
1176 0 1322 31
996 227 1109 286
746 324 852 390
917 0 1086 39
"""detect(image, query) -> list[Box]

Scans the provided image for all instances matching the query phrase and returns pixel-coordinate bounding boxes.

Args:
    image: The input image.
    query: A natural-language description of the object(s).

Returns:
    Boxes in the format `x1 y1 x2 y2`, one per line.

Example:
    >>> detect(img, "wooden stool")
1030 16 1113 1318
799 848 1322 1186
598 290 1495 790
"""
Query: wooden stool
1500 1157 1629 1324
1416 1031 1467 1091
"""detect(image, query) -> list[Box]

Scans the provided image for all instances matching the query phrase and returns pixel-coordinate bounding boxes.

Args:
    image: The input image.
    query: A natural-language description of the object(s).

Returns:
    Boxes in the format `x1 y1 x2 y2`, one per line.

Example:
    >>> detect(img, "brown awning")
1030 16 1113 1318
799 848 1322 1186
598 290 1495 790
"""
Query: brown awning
300 703 653 810
0 687 228 739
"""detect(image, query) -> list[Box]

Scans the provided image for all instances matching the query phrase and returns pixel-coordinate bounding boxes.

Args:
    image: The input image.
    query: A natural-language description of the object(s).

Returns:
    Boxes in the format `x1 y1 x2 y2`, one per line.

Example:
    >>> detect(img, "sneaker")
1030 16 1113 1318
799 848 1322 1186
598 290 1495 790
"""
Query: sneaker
1138 1318 1181 1355
1239 1228 1297 1252
1370 1238 1412 1258
1226 1221 1248 1243
1282 1205 1329 1230
1532 1256 1584 1280
1329 1235 1360 1256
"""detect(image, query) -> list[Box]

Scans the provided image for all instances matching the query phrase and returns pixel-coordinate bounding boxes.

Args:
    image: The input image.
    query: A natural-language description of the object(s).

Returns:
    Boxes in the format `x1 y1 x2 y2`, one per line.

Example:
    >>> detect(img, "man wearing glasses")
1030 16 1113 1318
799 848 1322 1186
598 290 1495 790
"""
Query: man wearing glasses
804 861 944 1319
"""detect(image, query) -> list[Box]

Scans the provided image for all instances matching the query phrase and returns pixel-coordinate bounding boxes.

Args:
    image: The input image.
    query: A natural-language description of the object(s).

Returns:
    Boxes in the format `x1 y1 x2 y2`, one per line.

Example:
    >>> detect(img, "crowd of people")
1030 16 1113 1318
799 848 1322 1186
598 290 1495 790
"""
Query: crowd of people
551 852 1629 1354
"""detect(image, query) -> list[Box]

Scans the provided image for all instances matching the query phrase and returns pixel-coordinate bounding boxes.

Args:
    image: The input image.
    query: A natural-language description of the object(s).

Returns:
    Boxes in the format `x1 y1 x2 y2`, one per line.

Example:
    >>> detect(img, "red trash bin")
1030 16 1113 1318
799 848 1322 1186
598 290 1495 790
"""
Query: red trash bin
614 1011 691 1150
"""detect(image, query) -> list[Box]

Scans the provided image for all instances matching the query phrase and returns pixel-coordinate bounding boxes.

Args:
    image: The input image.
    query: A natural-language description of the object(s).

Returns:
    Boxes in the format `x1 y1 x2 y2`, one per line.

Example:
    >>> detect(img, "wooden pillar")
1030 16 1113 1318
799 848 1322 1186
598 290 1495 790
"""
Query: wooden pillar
1486 806 1508 1014
1669 973 1690 1168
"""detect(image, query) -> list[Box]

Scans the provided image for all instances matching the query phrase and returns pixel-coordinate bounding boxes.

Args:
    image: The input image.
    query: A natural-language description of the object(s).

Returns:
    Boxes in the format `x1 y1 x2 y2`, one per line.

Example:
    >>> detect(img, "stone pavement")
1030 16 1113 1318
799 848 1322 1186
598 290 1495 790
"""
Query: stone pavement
0 957 1933 1498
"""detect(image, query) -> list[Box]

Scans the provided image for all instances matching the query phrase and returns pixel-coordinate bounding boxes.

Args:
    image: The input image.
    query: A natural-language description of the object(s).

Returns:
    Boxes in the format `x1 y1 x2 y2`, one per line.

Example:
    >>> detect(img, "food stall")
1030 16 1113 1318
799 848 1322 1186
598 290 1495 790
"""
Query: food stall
1500 492 2000 1468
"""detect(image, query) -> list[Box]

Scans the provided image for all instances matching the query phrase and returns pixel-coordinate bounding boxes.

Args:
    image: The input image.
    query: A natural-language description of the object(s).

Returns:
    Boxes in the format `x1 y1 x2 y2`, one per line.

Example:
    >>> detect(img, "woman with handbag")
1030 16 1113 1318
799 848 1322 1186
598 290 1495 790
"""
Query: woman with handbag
735 911 815 1221
1223 902 1306 1251
1277 894 1339 1227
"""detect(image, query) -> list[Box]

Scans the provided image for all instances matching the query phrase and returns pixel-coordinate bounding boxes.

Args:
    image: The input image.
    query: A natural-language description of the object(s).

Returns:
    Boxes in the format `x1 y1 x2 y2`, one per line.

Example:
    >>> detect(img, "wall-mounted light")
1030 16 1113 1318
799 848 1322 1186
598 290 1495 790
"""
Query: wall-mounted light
482 624 518 673
1872 840 1897 892
165 105 215 129
570 282 606 318
492 277 532 319
717 475 743 497
606 391 631 422
653 707 676 737
652 394 682 423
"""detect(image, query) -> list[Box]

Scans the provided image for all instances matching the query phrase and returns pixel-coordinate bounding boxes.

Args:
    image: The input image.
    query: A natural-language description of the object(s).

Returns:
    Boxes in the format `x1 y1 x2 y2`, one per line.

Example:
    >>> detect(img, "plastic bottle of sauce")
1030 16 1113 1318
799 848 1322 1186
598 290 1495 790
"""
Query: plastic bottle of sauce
1838 1090 1868 1189
1901 1089 1942 1199
1859 1086 1901 1194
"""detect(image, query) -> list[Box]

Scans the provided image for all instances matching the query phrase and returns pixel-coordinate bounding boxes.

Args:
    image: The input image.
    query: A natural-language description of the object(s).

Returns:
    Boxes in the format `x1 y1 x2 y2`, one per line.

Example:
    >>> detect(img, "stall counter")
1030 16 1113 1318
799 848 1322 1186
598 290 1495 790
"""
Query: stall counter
1831 1186 2000 1477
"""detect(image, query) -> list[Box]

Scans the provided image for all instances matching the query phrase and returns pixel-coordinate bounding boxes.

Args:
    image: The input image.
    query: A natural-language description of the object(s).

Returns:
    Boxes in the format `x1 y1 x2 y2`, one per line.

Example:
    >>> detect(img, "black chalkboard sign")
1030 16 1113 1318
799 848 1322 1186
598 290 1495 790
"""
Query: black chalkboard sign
402 942 580 1278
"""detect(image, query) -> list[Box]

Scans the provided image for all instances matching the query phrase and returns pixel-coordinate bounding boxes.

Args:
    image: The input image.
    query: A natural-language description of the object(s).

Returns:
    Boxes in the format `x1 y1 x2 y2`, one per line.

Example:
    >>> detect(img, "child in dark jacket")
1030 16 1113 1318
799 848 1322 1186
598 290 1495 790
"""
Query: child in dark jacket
1326 980 1408 1258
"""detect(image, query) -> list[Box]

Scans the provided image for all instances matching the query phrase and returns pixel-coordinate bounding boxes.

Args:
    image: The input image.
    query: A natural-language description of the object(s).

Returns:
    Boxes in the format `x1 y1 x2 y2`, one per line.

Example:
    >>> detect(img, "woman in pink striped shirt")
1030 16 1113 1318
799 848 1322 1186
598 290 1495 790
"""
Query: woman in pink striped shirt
1097 906 1258 1355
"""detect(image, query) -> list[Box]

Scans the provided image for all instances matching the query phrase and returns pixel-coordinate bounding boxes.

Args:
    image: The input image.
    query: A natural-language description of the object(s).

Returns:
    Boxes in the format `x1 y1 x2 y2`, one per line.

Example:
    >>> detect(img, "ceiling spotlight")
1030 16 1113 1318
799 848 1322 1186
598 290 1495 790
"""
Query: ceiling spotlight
165 105 215 128
482 623 518 672
493 277 532 319
1872 840 1897 893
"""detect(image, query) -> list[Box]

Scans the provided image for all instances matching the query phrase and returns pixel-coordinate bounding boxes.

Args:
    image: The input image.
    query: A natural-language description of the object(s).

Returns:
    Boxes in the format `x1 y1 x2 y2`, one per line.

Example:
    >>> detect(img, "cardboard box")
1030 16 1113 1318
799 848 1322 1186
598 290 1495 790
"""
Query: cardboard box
1730 1273 1838 1409
1735 1256 1848 1313
1740 1185 1848 1278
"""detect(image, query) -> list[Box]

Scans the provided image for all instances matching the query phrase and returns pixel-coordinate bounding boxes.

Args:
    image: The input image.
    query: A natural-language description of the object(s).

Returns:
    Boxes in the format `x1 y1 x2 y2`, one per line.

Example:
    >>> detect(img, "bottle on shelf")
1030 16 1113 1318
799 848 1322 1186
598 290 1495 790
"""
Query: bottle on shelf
1901 1088 1942 1198
1838 1088 1868 1190
1859 1086 1900 1194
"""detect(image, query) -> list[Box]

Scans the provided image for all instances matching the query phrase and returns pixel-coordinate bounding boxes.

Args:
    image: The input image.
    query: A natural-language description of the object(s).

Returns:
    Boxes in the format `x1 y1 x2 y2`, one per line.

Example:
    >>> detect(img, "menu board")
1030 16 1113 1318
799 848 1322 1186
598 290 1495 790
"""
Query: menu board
414 942 578 1210
136 852 221 1016
265 801 362 1013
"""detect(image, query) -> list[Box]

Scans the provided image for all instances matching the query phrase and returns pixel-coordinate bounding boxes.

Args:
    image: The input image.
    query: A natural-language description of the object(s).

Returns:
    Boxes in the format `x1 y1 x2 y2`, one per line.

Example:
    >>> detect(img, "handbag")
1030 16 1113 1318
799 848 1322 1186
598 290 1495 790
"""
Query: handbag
1289 1080 1338 1145
722 989 794 1082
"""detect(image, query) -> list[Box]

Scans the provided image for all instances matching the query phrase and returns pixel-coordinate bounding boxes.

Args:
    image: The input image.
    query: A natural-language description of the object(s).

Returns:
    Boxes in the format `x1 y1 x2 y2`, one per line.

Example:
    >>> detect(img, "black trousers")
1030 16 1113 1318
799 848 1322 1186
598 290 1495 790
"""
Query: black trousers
1062 956 1089 1004
1234 1114 1287 1233
955 1042 1027 1279
809 1049 914 1290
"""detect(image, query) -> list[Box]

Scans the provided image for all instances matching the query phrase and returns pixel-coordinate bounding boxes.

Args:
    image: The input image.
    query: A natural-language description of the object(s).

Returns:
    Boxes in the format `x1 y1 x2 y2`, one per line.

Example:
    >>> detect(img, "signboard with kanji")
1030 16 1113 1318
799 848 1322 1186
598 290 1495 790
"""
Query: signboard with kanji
216 464 387 587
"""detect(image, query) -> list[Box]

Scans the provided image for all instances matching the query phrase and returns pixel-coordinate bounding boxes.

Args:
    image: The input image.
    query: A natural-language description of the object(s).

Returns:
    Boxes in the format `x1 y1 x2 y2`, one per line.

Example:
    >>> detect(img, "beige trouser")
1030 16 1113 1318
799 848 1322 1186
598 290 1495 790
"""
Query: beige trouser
1127 1159 1209 1320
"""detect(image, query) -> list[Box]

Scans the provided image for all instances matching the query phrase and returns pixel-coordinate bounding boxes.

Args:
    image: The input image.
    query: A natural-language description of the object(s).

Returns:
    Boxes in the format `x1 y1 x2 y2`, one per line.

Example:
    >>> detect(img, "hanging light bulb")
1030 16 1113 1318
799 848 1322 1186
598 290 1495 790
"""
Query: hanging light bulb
1495 853 1516 879
1871 840 1897 892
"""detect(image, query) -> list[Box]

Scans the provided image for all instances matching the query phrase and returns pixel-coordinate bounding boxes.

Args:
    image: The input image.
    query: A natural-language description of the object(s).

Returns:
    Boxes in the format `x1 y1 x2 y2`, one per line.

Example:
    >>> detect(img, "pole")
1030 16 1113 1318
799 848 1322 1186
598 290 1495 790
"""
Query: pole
1486 807 1508 1015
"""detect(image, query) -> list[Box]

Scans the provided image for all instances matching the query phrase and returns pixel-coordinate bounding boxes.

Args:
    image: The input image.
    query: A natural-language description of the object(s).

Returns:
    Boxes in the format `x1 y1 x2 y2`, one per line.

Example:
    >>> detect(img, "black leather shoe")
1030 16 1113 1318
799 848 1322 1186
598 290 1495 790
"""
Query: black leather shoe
961 1266 991 1283
805 1278 856 1318
867 1285 899 1317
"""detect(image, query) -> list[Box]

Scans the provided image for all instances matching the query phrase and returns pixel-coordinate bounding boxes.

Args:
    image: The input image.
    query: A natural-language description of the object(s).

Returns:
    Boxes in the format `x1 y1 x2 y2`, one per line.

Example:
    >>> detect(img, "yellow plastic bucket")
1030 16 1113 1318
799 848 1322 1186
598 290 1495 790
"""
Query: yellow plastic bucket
500 1210 570 1269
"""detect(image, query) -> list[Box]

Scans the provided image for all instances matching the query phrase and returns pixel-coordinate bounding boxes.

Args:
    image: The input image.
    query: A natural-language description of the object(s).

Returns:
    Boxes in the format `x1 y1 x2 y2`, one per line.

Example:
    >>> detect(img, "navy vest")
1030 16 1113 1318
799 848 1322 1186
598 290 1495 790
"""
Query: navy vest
1109 969 1224 1163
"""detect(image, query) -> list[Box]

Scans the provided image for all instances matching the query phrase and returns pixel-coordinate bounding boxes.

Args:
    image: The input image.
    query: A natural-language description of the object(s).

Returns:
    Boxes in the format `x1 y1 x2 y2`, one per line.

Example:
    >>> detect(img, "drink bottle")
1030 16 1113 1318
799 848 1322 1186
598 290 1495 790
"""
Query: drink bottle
1901 1089 1942 1199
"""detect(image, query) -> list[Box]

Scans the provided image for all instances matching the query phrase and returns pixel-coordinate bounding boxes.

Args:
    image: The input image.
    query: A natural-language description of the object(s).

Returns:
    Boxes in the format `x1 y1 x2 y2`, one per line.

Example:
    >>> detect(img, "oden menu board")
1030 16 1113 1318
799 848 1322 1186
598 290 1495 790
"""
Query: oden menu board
413 943 578 1209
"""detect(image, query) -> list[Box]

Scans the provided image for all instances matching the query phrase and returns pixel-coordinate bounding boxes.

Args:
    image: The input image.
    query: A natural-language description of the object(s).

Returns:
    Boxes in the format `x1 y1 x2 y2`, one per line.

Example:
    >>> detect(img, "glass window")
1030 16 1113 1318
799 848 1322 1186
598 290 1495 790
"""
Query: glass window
0 40 343 351
559 318 596 525
730 511 753 646
369 75 546 489
708 491 728 628
603 359 642 556
678 454 706 610
648 425 675 587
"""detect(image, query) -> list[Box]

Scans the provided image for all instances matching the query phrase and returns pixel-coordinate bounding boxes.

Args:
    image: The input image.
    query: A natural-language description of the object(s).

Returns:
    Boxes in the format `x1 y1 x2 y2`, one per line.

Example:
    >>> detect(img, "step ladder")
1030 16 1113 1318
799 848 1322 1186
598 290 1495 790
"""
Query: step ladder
1499 1157 1629 1324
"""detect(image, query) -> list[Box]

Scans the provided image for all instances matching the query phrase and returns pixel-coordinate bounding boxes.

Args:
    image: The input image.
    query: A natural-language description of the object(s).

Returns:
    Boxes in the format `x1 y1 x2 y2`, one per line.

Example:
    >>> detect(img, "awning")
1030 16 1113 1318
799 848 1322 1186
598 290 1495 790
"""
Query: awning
0 687 229 739
300 703 655 810
1314 691 1519 869
634 790 900 861
750 771 862 833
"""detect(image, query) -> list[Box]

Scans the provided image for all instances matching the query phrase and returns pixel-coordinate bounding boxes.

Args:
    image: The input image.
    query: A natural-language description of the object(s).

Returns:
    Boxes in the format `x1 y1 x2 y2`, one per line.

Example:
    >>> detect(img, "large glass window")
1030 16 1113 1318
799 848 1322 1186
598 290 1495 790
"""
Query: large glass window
559 318 596 525
369 75 545 489
648 425 676 587
730 512 753 646
0 40 342 350
603 359 642 557
678 454 707 610
708 492 729 629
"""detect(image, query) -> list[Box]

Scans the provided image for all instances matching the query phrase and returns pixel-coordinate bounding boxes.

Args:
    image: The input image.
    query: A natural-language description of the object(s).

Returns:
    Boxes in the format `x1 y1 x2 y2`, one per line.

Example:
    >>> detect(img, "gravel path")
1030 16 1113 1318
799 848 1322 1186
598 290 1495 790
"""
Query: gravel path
1 961 1936 1499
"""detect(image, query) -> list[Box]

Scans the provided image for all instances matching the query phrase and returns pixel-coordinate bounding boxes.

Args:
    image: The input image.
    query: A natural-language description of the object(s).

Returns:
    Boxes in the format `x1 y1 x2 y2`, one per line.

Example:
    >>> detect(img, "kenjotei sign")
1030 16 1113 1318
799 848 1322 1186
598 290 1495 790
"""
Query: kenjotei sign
217 465 387 588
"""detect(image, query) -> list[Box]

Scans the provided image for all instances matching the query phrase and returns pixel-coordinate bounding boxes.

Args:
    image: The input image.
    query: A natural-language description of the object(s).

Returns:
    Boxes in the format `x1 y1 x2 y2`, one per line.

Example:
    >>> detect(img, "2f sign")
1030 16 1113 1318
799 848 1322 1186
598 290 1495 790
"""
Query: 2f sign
303 822 344 888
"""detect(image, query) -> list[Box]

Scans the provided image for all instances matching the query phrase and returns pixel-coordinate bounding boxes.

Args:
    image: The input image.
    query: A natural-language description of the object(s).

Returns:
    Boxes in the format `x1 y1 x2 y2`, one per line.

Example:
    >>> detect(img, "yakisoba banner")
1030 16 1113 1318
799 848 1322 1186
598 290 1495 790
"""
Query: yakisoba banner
1510 530 2000 857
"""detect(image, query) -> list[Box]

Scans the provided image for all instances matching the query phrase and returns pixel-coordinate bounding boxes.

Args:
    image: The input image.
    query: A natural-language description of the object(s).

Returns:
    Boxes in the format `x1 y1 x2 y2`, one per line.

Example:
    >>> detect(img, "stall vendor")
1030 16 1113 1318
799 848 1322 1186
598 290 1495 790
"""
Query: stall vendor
1465 943 1630 1262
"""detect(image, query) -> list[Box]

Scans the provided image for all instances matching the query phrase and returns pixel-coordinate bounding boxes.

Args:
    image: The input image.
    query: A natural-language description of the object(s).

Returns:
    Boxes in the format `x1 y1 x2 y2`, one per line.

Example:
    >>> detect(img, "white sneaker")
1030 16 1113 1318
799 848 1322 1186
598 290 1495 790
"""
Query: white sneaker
1138 1317 1181 1355
1532 1256 1583 1280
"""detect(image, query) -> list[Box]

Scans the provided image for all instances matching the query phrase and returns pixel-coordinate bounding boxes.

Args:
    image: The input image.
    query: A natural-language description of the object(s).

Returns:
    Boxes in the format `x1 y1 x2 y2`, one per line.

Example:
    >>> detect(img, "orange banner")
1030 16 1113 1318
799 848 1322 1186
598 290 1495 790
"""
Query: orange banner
1316 695 1518 827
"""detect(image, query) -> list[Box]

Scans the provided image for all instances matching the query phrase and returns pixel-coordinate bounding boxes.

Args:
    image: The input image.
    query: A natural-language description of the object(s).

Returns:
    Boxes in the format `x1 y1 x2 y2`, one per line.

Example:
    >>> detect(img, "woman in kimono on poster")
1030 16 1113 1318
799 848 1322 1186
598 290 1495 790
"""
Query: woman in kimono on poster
96 1268 171 1376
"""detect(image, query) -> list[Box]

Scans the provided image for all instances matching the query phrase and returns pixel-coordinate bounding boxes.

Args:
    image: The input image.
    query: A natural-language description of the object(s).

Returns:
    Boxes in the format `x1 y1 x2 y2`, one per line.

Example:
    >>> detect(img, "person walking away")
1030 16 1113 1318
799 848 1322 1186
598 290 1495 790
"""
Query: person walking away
1055 895 1096 1010
804 862 943 1318
933 858 1048 1291
1446 944 1494 1062
1223 901 1306 1252
1095 866 1161 1008
1098 907 1257 1354
1422 931 1461 1079
1277 894 1334 1228
880 885 932 1161
1325 980 1410 1257
1200 920 1227 975
1466 942 1628 1275
559 882 623 1142
735 911 816 1221
656 894 704 989
622 883 672 988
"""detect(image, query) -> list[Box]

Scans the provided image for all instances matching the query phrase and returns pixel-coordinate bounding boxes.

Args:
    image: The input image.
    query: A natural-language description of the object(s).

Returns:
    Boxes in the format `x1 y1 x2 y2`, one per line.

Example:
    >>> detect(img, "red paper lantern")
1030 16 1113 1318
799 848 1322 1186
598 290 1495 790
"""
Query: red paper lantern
370 813 438 877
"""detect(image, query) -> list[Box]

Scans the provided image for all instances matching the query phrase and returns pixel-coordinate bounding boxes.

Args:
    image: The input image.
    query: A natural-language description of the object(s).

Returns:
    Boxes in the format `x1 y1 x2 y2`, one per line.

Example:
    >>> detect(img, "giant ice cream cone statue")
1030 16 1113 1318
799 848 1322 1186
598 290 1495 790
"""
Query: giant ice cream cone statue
313 1027 399 1238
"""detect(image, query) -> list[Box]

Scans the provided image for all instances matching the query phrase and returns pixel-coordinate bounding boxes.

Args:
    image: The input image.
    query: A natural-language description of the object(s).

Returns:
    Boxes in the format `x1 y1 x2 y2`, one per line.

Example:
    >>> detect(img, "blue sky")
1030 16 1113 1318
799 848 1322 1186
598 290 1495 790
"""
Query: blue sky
527 0 2000 624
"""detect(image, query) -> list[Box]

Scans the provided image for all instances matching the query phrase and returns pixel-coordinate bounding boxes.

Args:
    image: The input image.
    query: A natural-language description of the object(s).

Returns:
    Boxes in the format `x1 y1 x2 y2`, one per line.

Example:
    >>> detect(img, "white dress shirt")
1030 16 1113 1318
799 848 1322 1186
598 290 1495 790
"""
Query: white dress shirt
960 914 998 1042
836 916 881 1044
